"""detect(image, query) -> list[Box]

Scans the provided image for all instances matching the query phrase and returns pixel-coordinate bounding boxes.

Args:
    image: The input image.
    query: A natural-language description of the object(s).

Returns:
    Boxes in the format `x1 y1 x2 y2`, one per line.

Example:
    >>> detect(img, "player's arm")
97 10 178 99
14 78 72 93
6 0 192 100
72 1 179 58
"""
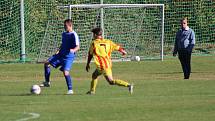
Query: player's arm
70 45 80 53
119 47 127 56
111 41 127 55
86 52 93 72
55 45 62 54
70 32 80 53
86 42 94 72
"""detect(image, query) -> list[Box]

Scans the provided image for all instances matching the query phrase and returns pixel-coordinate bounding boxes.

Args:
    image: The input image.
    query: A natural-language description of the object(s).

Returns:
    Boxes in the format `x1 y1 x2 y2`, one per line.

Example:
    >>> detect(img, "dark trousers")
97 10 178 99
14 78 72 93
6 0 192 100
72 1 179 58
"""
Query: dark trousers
178 49 192 79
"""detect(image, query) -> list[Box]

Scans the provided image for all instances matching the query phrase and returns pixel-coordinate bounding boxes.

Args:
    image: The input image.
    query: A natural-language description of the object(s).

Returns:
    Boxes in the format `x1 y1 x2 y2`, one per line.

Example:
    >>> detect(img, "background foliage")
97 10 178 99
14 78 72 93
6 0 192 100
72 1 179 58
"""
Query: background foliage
0 0 214 62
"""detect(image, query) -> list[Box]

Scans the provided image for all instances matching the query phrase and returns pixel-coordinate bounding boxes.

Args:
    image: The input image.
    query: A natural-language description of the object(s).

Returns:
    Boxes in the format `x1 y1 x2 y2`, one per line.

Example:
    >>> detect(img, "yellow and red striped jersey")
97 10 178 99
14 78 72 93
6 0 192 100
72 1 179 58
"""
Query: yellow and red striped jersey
89 38 120 70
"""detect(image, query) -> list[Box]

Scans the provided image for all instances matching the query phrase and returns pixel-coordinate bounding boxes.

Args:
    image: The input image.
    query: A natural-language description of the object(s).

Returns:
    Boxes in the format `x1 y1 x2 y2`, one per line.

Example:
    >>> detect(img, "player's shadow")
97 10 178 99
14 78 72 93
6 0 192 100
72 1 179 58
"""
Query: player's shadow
0 93 84 96
0 93 32 96
146 71 210 75
49 93 84 96
145 72 182 74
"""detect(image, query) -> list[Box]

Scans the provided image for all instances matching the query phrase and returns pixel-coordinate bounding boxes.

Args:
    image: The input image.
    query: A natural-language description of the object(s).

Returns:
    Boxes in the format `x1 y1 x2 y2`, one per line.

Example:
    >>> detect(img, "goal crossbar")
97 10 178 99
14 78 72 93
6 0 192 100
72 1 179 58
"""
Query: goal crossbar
58 4 164 9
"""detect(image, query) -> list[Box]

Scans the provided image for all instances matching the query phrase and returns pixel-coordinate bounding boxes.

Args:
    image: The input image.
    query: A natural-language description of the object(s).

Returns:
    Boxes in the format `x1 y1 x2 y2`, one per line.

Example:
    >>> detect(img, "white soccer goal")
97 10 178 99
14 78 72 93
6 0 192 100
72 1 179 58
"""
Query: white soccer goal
37 4 164 62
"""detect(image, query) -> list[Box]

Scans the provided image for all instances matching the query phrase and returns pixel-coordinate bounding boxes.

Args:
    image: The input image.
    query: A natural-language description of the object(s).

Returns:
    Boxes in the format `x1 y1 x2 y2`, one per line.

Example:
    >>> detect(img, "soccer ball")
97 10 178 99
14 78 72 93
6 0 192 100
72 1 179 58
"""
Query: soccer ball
30 85 41 95
135 56 141 61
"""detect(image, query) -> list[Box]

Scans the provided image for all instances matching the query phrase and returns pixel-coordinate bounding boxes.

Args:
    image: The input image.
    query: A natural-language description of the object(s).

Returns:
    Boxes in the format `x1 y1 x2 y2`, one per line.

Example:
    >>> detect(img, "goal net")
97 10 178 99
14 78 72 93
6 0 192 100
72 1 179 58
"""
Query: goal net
37 4 164 62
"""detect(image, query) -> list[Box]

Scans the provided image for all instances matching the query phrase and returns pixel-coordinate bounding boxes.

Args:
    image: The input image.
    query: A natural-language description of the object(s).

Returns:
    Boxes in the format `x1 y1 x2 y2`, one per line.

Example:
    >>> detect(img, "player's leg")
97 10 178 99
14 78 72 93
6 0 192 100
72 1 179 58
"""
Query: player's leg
87 69 102 94
104 68 128 86
40 54 61 87
60 54 75 94
63 70 73 94
43 61 51 85
104 68 133 94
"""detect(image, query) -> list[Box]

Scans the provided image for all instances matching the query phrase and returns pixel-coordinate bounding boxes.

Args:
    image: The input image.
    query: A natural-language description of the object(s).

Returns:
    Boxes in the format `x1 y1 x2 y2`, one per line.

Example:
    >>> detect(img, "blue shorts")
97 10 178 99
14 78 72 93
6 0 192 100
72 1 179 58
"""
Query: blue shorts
48 52 75 71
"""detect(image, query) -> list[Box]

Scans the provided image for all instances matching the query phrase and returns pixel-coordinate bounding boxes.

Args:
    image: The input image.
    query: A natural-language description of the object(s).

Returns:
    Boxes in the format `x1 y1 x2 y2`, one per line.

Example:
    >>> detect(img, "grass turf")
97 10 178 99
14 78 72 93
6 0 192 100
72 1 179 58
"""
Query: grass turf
0 56 215 121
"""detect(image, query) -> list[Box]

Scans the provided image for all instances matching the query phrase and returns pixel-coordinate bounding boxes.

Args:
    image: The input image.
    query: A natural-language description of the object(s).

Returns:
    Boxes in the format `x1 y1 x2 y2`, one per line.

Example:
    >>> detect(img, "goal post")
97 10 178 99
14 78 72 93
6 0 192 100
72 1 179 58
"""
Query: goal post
37 4 164 62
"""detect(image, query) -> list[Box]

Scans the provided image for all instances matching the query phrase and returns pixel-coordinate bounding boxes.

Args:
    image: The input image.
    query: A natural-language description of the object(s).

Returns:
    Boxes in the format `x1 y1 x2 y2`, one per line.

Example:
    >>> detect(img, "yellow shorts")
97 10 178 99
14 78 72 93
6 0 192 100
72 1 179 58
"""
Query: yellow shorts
96 68 112 77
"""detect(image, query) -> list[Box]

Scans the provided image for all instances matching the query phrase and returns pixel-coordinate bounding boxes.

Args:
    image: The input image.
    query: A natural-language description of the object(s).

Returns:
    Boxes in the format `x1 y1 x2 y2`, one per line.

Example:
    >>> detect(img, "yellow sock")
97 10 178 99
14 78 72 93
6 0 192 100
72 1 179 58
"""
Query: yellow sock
114 79 129 87
90 79 98 92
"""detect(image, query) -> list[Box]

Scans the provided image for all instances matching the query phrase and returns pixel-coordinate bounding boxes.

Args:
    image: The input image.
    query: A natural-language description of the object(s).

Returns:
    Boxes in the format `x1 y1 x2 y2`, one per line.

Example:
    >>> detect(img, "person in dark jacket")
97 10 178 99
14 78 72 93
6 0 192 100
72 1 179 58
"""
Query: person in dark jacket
173 17 195 79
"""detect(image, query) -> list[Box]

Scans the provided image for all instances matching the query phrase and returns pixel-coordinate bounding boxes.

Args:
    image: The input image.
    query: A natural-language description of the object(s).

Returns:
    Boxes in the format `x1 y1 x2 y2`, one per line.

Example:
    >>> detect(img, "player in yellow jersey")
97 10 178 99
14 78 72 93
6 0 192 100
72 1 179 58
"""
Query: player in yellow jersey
85 27 133 95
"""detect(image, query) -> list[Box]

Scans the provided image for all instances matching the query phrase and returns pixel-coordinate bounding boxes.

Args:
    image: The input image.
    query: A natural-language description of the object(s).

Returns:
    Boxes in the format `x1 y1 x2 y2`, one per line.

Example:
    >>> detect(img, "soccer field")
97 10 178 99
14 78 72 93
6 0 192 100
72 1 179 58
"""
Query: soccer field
0 56 215 121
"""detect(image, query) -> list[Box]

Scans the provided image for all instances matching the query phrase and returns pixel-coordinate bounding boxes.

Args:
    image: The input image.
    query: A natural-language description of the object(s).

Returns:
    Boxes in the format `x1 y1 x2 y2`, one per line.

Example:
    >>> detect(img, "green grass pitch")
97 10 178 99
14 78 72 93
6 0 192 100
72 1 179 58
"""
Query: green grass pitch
0 56 215 121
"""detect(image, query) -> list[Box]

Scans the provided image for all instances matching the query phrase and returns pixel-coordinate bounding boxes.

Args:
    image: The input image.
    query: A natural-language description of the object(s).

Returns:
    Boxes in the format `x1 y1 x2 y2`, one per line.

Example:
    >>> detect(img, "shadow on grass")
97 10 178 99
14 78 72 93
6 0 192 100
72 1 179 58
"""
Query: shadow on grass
0 93 84 96
0 93 32 96
145 71 212 74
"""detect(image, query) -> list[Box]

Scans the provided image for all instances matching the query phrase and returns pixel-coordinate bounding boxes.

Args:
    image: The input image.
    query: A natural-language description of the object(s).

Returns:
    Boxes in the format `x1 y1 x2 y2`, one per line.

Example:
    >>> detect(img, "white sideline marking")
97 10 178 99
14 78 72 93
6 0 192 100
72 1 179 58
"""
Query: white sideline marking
16 112 40 121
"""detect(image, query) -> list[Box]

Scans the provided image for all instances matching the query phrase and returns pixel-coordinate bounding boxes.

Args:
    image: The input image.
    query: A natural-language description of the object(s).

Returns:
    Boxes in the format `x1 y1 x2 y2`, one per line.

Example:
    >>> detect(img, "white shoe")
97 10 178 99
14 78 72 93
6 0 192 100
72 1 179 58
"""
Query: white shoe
128 84 134 94
67 90 74 95
39 81 50 87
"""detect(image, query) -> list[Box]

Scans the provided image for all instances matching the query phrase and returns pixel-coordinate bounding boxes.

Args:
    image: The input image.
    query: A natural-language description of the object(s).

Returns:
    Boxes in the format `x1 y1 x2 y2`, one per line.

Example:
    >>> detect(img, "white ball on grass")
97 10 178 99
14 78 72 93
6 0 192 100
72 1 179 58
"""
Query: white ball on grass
30 85 41 95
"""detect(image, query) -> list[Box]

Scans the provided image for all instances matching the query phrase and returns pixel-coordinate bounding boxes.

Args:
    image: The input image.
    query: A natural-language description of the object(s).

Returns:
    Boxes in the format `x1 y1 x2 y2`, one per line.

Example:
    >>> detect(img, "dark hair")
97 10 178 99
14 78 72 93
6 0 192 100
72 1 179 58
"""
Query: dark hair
64 19 73 26
91 27 102 36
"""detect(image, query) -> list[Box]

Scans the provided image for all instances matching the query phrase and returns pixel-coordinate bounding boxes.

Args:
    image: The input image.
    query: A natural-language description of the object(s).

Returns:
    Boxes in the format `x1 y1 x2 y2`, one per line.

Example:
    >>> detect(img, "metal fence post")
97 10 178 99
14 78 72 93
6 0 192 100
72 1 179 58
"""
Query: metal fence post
20 0 26 62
